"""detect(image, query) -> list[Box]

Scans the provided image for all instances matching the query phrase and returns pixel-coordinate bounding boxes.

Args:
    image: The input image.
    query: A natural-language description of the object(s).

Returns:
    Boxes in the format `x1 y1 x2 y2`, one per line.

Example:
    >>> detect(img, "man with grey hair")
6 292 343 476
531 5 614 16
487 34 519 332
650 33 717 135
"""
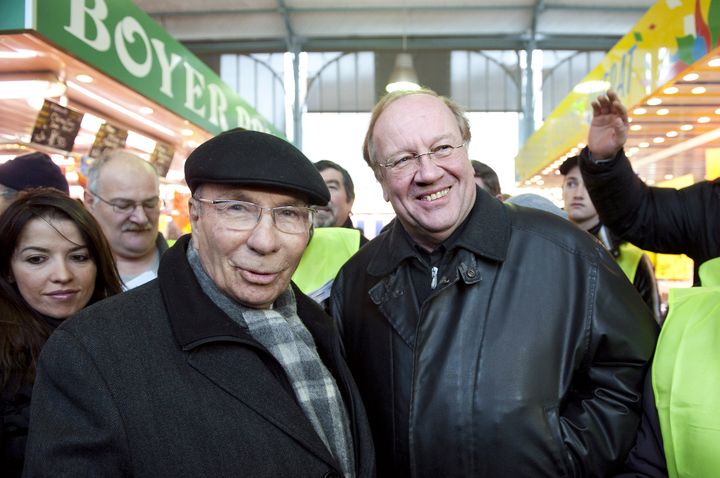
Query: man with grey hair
330 88 657 477
83 150 167 289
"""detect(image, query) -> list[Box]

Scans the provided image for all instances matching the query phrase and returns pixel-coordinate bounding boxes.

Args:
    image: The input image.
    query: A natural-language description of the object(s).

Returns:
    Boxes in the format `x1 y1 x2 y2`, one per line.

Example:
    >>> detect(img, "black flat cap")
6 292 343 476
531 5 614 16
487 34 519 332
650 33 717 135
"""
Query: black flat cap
0 152 69 194
185 130 330 205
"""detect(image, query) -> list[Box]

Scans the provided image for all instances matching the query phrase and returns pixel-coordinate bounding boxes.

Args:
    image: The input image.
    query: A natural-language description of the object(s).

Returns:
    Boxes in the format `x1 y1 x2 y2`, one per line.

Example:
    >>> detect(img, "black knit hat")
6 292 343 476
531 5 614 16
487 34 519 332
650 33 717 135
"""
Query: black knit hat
559 155 579 176
185 130 330 205
0 152 69 194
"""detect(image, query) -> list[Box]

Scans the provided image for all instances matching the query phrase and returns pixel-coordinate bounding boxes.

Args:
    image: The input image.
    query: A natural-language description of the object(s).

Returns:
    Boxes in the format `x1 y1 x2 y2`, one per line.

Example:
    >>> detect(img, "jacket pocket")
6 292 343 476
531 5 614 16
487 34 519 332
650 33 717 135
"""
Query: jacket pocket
543 406 574 477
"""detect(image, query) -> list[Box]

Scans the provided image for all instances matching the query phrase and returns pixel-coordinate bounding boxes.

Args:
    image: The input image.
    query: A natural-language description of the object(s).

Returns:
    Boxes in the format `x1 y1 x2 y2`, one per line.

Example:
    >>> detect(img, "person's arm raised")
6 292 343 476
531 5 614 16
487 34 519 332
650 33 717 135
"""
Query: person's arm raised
588 90 629 161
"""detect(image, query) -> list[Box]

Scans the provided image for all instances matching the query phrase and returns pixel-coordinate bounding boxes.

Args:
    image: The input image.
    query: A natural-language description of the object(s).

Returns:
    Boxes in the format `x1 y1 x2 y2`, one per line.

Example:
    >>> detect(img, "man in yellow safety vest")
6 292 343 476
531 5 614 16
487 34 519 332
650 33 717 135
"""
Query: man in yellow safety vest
561 155 662 323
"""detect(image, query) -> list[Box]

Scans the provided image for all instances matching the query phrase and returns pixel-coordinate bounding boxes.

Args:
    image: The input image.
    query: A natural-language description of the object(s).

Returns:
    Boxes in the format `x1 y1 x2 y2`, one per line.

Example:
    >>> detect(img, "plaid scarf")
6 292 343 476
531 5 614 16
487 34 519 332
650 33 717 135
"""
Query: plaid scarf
187 246 355 477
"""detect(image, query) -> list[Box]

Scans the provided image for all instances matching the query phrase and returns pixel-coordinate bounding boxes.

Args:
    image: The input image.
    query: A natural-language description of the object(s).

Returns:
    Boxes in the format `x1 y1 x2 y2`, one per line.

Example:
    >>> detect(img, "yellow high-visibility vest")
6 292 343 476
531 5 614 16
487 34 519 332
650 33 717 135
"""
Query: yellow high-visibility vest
652 257 720 478
293 227 361 299
616 241 644 283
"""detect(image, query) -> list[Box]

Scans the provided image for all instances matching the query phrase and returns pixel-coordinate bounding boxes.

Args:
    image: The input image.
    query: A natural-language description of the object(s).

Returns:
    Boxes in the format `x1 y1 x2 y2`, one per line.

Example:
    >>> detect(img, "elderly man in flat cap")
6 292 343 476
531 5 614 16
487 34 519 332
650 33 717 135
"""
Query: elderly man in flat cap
23 130 375 478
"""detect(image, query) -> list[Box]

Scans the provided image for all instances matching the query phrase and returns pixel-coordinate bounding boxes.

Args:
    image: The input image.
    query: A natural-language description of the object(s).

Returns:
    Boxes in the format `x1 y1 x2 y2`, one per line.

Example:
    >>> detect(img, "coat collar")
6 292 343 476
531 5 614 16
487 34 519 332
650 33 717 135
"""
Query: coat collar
157 235 347 470
159 235 335 356
159 235 249 350
367 187 511 276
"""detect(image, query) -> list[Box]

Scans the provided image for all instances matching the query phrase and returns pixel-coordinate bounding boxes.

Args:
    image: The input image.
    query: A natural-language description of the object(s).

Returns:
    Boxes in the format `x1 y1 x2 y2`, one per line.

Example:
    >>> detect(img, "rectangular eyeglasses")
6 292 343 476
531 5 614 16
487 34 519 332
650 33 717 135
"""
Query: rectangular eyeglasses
193 197 315 234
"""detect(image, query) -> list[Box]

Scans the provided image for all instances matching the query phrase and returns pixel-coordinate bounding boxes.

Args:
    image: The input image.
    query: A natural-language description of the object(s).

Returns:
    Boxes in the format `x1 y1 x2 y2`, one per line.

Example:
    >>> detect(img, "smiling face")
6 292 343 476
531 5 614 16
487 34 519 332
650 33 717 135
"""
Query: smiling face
371 94 476 250
562 165 599 231
190 183 311 309
11 217 97 319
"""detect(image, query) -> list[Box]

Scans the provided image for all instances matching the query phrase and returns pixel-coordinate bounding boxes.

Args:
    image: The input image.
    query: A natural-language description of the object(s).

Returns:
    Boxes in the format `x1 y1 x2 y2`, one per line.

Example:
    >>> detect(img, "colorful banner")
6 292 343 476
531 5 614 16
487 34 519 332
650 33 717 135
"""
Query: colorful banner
515 0 720 181
23 0 278 137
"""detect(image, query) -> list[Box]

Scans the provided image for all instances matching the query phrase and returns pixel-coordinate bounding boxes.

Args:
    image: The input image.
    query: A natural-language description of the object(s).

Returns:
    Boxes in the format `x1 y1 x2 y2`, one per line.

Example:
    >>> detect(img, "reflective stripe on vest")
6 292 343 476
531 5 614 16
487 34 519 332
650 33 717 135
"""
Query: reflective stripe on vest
292 227 361 296
652 256 720 478
616 242 644 283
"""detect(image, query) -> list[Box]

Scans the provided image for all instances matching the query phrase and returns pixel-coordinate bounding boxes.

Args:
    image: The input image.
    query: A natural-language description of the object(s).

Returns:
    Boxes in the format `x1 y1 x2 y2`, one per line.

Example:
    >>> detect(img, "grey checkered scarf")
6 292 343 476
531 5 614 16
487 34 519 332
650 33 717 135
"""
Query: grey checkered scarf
187 246 355 477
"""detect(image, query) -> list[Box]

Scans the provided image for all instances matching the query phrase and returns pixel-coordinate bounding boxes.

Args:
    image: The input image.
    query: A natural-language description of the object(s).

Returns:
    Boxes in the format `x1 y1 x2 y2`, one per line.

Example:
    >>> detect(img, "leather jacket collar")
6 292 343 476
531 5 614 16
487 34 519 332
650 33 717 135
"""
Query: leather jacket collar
367 187 511 277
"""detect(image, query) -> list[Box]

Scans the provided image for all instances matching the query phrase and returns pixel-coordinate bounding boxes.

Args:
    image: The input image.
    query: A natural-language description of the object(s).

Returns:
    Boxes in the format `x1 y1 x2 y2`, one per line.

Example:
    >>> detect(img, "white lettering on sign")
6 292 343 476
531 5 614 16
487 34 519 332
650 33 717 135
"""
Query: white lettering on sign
207 84 229 130
151 39 182 98
63 0 272 135
115 17 152 78
65 0 110 51
183 62 206 117
235 106 251 129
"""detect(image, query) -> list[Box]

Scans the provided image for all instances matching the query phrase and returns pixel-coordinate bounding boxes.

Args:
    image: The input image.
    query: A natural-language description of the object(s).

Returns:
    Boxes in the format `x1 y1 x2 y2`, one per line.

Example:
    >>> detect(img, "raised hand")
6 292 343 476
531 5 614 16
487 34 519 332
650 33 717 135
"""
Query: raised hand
588 91 629 160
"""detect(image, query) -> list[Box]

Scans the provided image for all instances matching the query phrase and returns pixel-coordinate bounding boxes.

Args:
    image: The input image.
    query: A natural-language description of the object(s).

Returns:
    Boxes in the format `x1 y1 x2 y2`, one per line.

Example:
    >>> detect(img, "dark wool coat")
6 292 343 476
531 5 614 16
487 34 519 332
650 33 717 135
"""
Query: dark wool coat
23 235 375 478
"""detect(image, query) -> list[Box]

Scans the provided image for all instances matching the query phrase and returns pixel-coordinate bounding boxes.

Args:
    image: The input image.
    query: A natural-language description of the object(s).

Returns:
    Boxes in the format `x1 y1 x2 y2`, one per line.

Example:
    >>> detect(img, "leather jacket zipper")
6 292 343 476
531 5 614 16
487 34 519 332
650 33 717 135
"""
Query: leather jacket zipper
431 266 438 289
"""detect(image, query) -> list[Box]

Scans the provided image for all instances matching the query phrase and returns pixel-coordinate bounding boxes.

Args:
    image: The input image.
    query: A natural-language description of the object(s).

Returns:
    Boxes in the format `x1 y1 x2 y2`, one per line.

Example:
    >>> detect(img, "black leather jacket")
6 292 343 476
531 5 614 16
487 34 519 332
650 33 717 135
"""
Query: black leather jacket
331 192 658 477
580 147 720 283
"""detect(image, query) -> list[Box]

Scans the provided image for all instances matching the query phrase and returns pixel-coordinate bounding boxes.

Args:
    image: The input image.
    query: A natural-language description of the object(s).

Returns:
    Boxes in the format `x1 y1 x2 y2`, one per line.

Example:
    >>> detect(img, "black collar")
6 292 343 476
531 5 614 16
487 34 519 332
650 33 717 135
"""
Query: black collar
367 187 510 276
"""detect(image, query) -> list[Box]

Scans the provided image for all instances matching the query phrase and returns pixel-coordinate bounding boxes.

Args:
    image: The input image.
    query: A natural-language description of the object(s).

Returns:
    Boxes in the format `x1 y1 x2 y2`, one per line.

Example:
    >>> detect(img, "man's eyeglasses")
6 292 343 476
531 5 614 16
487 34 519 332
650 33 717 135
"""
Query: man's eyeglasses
380 142 466 175
193 197 315 235
90 190 162 214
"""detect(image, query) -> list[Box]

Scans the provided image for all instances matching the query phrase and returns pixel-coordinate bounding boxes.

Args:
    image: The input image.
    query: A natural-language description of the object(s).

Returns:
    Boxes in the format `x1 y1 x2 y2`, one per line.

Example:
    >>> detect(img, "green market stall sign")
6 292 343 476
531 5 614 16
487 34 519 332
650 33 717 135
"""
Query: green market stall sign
29 0 278 137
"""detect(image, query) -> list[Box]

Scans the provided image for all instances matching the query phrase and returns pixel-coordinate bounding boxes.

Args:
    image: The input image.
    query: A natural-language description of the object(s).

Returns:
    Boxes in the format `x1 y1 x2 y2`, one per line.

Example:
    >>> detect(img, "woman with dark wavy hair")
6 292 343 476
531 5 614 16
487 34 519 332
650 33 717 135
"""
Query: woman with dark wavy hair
0 188 122 476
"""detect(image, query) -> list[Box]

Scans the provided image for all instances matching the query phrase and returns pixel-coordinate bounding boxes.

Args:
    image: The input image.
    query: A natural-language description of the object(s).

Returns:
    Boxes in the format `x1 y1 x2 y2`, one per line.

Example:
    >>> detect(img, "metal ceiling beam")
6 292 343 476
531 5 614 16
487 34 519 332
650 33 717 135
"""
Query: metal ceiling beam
277 0 303 148
183 34 622 54
147 5 648 17
520 0 545 145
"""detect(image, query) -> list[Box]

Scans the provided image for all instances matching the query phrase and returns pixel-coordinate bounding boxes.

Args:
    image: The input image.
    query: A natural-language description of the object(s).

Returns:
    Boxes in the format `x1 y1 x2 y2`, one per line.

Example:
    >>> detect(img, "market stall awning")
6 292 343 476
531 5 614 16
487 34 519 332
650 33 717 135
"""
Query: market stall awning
515 0 720 188
0 0 278 182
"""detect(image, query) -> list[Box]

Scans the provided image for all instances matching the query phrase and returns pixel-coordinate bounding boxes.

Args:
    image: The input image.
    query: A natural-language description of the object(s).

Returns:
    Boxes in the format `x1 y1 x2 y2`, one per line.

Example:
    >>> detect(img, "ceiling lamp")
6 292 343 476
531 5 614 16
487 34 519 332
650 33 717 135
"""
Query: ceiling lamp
75 74 94 84
573 80 611 94
0 71 66 100
386 53 421 93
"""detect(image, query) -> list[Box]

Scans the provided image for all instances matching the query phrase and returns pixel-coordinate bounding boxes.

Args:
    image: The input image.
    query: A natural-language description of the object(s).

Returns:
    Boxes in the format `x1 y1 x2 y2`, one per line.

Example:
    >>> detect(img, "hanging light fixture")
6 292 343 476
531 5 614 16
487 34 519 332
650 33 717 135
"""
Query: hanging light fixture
0 71 66 100
386 53 421 93
386 32 420 93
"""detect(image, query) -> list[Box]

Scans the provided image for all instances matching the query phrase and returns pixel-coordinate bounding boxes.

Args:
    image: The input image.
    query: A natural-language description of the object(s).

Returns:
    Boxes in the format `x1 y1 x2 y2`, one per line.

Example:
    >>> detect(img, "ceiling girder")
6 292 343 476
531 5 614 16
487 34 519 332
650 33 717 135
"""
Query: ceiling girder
147 5 648 17
183 34 623 55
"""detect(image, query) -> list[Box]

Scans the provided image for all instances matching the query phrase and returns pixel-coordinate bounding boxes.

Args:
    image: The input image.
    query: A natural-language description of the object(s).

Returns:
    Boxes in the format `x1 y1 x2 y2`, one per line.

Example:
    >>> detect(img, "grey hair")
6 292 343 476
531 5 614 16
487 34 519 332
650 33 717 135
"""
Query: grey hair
362 88 471 180
87 149 159 194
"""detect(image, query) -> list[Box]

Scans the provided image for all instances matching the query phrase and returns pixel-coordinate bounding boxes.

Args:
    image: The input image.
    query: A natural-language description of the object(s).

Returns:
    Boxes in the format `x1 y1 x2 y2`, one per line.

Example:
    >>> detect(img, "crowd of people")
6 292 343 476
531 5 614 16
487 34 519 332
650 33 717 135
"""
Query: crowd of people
0 89 717 477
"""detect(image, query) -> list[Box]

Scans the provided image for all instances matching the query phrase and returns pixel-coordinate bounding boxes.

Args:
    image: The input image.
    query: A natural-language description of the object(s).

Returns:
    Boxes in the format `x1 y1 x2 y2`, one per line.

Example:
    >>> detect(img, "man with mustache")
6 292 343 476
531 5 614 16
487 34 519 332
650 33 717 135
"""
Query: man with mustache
24 130 375 477
84 150 168 289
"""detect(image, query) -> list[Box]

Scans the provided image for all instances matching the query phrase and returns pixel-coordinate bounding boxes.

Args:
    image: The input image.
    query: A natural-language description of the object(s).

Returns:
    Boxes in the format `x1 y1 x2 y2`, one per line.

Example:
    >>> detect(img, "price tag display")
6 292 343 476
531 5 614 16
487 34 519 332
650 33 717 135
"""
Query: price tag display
30 100 84 152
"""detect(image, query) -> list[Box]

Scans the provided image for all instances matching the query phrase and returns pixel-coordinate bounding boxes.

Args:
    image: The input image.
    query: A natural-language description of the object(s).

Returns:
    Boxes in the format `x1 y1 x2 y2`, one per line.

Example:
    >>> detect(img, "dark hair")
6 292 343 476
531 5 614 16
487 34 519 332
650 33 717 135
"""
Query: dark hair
559 156 580 176
314 160 355 202
0 188 123 388
471 160 502 196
